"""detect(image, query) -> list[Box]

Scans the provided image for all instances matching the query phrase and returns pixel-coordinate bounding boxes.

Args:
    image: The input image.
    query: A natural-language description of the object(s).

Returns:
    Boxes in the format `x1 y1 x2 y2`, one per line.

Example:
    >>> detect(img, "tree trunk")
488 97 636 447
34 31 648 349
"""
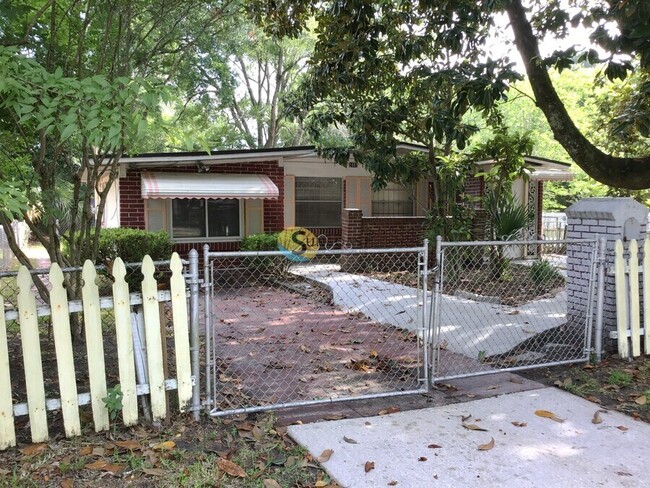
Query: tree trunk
505 0 650 189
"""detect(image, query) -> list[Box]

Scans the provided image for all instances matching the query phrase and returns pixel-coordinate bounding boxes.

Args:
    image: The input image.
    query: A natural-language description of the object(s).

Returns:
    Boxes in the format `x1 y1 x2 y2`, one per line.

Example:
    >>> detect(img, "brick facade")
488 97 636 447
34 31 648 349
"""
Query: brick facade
342 209 427 249
119 160 285 256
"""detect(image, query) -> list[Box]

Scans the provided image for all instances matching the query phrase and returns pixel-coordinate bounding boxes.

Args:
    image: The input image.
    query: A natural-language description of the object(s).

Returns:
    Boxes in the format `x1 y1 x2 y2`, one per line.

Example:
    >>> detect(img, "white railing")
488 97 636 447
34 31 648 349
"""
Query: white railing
614 237 650 359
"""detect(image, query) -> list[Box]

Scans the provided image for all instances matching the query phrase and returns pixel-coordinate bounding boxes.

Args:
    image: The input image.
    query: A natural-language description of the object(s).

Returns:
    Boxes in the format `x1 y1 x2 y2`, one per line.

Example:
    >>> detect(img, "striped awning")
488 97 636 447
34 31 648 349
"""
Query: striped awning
141 172 279 199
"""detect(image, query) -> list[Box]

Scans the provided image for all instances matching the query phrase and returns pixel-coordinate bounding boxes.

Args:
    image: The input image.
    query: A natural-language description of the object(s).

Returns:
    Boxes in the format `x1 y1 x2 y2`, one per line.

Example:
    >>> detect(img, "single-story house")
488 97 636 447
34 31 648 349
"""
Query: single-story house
99 145 572 254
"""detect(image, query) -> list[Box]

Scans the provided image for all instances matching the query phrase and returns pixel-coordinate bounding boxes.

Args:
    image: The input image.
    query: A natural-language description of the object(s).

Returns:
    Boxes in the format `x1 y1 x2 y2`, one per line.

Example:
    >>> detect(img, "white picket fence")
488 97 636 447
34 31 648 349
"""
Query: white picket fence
0 253 193 449
615 237 650 359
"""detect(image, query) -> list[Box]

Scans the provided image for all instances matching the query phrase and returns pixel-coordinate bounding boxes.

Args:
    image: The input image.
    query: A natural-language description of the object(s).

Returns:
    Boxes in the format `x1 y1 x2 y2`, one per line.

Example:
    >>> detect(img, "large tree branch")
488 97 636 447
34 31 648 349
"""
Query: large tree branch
505 0 650 189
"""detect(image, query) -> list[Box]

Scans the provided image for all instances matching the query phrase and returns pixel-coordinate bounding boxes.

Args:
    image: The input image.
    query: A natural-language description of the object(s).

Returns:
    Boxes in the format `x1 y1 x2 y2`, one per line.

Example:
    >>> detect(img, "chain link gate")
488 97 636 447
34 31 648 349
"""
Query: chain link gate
429 238 599 382
204 244 430 416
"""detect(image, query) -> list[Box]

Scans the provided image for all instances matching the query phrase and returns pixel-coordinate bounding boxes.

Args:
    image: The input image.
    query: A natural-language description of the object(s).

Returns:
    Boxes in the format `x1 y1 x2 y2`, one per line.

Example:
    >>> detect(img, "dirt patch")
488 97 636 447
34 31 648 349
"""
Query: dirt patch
519 355 650 423
211 284 422 411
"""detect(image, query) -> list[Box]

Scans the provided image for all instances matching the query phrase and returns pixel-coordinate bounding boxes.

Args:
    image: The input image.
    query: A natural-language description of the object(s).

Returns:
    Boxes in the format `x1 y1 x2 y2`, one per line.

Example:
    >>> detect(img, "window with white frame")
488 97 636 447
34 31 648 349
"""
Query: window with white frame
295 177 342 227
171 198 241 239
372 182 415 216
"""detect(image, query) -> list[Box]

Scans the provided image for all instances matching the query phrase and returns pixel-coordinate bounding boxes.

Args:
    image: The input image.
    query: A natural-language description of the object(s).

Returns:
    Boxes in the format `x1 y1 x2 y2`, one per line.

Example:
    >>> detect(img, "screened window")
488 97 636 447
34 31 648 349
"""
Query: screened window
372 183 415 216
295 177 342 227
171 199 240 239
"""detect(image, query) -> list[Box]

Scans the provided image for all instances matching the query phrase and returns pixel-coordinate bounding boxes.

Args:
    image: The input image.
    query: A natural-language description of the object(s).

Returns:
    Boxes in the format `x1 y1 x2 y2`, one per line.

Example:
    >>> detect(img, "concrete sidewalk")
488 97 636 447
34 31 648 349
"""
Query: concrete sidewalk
288 387 648 488
292 264 567 356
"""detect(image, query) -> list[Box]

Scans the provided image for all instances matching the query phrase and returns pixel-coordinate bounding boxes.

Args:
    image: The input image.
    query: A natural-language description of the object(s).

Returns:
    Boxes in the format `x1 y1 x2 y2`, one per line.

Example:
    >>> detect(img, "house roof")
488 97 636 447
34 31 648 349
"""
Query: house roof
115 145 572 180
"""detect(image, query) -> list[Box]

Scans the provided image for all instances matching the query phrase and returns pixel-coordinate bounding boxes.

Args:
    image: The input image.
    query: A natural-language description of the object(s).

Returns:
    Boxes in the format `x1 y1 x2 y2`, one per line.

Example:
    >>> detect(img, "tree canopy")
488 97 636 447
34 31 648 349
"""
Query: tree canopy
248 0 650 189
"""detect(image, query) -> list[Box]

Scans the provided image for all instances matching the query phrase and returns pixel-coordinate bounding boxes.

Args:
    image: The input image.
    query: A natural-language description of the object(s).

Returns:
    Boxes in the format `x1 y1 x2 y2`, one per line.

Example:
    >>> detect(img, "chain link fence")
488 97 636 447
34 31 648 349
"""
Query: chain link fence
431 239 597 381
0 259 185 409
206 247 429 416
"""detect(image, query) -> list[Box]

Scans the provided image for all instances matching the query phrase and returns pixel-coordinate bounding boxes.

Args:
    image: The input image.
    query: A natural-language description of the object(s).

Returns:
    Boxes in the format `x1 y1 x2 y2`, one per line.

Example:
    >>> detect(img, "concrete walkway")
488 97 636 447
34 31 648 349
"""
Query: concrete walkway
291 264 567 357
288 387 648 488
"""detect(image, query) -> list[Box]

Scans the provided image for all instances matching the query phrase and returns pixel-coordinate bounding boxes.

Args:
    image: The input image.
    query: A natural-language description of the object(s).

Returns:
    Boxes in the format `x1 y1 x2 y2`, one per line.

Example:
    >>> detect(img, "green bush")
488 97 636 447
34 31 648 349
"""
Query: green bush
96 228 173 263
529 260 564 286
240 232 280 251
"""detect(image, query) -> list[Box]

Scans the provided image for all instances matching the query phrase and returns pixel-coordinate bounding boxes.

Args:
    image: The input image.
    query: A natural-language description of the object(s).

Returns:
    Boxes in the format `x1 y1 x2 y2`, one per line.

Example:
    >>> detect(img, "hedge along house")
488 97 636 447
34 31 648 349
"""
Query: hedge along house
99 145 572 255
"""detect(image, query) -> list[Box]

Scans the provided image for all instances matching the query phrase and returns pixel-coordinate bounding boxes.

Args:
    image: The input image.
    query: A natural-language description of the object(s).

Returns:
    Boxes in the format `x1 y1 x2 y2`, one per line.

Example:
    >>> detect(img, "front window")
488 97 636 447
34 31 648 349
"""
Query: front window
172 198 240 239
372 183 414 216
295 177 342 227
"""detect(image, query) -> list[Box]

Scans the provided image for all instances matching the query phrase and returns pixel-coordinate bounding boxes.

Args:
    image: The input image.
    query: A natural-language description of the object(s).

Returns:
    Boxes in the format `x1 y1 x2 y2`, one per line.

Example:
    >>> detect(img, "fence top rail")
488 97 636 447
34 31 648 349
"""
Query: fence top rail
206 246 426 259
437 238 598 248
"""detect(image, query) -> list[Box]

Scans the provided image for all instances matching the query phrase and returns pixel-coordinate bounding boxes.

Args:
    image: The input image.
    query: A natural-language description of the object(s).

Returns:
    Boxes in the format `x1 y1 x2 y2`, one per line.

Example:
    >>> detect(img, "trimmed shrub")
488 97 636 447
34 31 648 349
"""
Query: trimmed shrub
240 232 280 251
529 259 564 286
97 228 173 263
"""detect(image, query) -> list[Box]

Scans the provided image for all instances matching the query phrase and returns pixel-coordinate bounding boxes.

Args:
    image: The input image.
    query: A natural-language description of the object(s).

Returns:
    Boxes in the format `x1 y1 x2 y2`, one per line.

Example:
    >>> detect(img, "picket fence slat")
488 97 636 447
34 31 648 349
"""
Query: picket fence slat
614 240 629 358
141 256 167 421
112 258 139 426
170 253 192 409
17 267 48 442
1 254 195 449
0 296 16 449
49 264 81 437
644 238 650 355
628 240 641 357
82 261 109 432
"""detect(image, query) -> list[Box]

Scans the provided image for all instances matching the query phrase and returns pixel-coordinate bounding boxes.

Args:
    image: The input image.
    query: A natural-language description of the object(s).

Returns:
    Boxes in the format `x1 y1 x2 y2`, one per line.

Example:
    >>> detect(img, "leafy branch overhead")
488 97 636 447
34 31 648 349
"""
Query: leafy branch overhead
250 0 650 189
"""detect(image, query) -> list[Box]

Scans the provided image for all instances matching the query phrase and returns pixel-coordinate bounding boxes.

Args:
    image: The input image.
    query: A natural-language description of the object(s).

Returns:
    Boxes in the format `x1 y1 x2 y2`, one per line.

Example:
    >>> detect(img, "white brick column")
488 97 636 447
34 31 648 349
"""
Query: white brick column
565 198 648 350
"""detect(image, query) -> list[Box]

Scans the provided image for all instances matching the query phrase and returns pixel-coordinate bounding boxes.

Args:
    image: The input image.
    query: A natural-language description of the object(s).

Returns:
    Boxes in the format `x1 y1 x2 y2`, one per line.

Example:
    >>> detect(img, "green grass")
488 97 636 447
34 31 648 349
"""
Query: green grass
607 370 633 388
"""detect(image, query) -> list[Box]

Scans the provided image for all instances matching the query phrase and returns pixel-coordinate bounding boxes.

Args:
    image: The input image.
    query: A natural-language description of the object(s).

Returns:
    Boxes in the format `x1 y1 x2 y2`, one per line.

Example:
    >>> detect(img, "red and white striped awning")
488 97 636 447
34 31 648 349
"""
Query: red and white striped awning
141 172 279 199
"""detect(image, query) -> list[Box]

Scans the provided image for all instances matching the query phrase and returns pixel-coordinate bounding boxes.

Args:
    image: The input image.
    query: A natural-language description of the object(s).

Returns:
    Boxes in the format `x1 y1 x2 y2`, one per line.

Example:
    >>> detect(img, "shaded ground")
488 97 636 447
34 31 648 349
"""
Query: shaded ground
519 355 650 423
211 285 422 411
366 262 565 307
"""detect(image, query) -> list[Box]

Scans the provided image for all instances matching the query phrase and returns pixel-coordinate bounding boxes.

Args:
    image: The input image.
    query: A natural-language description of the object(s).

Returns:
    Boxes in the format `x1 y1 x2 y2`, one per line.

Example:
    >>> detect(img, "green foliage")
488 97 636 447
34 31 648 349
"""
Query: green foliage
102 385 123 423
529 260 565 286
0 180 29 220
485 192 533 242
608 370 634 388
240 232 281 252
96 228 173 264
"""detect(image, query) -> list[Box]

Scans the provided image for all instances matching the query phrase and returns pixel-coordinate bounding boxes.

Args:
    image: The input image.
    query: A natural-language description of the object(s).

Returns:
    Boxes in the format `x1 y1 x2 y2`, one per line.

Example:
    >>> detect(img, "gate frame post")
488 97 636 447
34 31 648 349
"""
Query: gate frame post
594 236 607 363
188 249 201 420
421 239 429 390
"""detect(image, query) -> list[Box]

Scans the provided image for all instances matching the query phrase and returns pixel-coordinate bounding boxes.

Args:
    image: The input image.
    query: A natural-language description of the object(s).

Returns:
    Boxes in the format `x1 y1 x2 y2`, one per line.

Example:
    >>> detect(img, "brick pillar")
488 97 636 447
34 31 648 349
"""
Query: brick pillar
565 198 648 350
342 208 363 248
341 208 363 272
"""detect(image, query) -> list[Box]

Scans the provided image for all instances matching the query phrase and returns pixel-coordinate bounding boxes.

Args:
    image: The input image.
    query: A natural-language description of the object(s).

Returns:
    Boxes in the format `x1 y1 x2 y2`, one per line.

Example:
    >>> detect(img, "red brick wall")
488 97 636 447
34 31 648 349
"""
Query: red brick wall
119 161 285 258
464 175 484 198
342 209 427 248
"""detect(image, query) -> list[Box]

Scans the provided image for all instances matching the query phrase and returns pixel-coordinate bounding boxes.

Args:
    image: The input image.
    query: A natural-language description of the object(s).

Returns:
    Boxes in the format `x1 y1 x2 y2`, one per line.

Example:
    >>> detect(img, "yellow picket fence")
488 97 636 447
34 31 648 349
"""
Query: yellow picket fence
615 237 650 359
0 253 193 449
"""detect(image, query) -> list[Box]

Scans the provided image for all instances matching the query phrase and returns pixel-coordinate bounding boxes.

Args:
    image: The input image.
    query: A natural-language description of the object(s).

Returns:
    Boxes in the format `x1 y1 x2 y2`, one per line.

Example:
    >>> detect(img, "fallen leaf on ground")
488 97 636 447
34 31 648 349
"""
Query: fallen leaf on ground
378 406 400 416
217 458 247 478
343 436 358 444
323 414 346 421
19 443 47 456
0 468 11 476
364 461 375 473
511 421 527 427
263 479 282 488
78 446 93 456
535 410 565 422
318 449 334 463
478 438 495 451
388 481 398 486
462 423 488 432
461 414 472 422
418 456 427 462
616 471 633 477
152 440 176 451
60 479 73 488
585 395 601 404
427 444 442 449
592 410 605 424
84 460 124 474
617 425 629 431
114 440 141 450
634 395 647 405
142 468 165 477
